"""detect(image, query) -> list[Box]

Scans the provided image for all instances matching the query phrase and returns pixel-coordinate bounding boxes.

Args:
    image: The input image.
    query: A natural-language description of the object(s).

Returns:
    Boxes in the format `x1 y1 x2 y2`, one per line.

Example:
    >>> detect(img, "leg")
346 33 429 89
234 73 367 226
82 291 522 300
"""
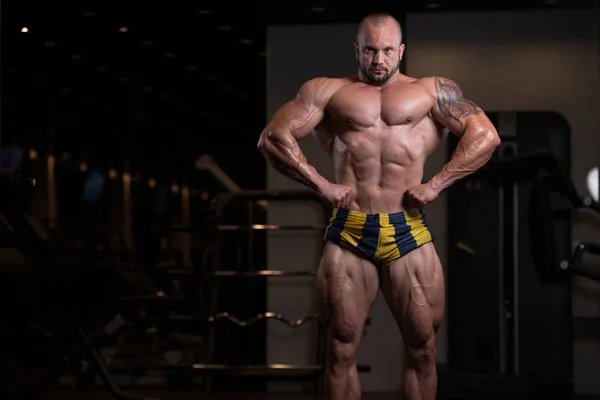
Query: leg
316 242 380 400
380 242 445 400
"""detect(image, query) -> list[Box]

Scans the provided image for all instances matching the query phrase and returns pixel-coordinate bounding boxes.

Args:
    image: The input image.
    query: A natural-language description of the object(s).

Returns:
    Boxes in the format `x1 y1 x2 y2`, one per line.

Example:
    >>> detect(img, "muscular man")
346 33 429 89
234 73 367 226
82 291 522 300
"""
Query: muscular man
257 12 500 400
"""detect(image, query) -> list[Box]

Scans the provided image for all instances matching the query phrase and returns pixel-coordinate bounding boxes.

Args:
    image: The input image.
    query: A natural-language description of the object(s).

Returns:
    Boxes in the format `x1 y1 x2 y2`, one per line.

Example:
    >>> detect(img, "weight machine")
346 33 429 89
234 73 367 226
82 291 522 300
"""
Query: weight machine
526 155 600 283
440 149 600 400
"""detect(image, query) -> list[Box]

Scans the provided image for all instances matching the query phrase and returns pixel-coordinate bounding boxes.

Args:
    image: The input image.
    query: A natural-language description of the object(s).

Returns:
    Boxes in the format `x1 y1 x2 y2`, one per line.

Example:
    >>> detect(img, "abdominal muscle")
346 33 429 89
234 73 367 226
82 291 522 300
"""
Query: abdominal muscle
331 127 428 215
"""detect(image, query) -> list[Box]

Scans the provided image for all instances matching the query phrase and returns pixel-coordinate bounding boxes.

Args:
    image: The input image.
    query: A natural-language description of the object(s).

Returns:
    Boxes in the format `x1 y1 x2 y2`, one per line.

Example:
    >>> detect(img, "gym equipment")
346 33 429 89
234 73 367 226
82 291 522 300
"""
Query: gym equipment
0 167 159 400
527 156 600 344
528 167 600 283
439 149 600 399
165 190 371 394
442 111 575 399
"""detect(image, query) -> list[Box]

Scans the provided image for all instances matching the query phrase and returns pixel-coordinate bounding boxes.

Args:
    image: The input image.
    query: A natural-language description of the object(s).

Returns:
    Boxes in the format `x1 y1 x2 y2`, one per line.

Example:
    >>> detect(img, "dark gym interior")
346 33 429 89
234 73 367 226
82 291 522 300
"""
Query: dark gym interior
2 1 600 399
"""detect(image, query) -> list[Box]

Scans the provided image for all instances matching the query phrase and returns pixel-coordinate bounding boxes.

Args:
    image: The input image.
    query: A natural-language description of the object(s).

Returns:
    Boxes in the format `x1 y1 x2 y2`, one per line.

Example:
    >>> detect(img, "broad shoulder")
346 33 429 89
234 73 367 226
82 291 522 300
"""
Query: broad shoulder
297 76 355 106
412 75 465 99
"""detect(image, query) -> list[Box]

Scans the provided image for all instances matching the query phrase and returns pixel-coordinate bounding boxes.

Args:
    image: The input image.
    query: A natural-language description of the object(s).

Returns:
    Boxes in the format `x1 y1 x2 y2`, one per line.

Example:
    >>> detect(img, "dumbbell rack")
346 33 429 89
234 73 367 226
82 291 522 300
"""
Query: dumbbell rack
190 190 371 394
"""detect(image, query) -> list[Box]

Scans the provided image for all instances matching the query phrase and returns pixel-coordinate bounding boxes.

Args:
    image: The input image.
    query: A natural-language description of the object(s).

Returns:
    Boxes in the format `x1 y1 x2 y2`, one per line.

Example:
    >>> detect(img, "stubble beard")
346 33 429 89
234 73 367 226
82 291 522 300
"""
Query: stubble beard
362 59 401 86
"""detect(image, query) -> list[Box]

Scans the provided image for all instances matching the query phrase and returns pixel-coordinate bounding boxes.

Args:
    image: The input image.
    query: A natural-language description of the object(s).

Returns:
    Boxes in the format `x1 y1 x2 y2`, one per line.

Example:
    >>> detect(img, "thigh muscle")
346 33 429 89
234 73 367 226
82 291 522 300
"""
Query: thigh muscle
316 242 380 342
380 242 445 347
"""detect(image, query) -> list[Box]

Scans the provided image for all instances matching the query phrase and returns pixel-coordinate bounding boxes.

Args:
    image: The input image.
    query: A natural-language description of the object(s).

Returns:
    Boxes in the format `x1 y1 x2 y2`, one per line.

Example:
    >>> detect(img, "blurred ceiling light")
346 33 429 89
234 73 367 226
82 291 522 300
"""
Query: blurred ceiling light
29 149 38 160
587 166 598 202
218 25 234 31
21 27 29 33
196 9 211 14
425 2 441 8
241 39 254 44
84 12 96 16
118 27 128 33
310 6 325 12
141 40 154 46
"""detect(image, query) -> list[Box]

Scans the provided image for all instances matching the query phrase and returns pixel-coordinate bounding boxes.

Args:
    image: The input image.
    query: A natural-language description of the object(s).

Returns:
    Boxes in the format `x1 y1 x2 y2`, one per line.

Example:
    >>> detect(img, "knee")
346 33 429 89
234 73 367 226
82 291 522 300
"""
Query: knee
328 322 359 366
405 336 436 373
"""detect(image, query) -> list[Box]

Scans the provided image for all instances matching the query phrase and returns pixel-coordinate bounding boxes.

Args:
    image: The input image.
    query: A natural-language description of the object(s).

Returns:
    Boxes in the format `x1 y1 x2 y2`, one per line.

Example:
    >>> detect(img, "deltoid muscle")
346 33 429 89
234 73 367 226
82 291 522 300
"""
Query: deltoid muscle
434 77 481 121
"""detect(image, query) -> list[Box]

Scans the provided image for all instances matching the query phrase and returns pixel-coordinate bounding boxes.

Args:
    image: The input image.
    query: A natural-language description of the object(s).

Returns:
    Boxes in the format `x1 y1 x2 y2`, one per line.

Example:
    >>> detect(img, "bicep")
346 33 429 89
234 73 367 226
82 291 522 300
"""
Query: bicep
431 76 493 136
259 78 331 157
264 97 324 141
258 100 323 162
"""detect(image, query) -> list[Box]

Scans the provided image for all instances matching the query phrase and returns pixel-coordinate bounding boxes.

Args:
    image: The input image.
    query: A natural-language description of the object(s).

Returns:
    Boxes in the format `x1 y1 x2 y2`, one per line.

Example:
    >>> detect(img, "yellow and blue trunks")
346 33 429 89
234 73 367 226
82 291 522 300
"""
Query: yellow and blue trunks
323 207 434 268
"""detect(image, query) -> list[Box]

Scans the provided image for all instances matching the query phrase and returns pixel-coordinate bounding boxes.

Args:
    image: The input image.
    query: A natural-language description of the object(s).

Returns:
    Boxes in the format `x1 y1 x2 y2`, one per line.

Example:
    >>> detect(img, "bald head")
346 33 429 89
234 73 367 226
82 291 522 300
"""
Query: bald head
356 13 403 45
354 12 405 86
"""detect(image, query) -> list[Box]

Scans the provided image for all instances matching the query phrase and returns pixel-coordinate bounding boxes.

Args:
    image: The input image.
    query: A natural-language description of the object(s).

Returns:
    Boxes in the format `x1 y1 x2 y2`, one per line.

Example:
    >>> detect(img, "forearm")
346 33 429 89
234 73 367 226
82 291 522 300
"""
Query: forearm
429 128 500 192
258 131 331 192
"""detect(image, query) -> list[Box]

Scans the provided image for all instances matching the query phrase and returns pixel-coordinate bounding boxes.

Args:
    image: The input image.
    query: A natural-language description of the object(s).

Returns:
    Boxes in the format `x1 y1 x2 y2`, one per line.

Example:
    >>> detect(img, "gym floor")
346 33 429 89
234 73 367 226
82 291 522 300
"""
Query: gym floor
39 389 600 400
41 389 399 399
40 389 600 400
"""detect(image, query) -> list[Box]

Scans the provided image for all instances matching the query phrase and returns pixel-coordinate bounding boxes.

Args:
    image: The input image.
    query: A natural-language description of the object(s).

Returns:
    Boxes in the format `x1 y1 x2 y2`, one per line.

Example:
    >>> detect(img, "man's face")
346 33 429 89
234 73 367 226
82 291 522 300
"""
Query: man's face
354 20 405 85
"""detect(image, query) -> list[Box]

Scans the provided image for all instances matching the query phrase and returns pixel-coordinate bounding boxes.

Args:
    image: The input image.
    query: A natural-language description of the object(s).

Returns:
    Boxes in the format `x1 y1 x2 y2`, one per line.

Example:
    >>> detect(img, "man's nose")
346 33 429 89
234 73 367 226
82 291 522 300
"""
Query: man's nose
372 52 384 65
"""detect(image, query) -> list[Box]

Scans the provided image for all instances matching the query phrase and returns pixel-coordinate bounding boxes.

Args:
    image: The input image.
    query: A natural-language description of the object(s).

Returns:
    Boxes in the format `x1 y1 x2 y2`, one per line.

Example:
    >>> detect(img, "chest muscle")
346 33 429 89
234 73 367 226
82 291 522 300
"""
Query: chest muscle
327 84 432 129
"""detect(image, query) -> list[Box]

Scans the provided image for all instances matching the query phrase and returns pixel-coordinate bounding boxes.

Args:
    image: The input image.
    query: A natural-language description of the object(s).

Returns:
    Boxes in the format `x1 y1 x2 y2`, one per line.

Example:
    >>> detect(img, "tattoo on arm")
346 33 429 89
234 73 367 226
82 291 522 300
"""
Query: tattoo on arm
435 77 481 121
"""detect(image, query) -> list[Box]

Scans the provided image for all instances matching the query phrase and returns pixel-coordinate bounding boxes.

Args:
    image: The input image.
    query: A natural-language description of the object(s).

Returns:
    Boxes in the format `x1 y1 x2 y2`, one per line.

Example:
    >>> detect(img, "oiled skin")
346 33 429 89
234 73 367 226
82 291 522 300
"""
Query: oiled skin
313 75 446 214
257 14 500 400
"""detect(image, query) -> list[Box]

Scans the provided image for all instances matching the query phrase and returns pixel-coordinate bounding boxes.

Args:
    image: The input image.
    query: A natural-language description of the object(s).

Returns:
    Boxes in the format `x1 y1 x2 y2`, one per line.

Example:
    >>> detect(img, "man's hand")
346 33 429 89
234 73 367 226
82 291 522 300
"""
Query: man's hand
403 182 439 209
319 183 352 208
